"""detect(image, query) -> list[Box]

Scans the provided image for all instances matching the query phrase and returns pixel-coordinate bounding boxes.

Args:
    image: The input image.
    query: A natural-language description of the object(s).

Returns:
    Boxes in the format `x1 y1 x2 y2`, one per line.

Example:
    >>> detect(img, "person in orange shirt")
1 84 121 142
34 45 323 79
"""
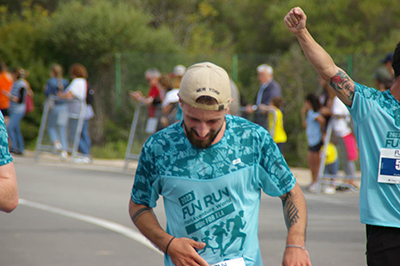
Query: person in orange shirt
0 60 13 126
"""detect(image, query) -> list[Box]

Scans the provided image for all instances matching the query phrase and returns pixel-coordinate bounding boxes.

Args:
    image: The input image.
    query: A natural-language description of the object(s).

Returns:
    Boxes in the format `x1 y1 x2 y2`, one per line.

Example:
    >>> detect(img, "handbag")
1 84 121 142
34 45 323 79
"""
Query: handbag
25 93 34 114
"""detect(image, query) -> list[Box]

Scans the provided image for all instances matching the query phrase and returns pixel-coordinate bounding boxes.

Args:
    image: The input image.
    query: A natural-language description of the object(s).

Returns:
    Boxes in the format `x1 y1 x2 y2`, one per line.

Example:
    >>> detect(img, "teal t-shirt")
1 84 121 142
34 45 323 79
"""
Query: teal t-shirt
348 82 400 228
0 112 12 166
131 115 296 265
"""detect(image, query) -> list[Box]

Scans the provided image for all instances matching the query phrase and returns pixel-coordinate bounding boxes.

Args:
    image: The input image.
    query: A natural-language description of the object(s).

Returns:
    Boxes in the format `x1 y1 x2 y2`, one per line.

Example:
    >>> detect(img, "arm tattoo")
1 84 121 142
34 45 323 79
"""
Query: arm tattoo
281 191 299 229
329 70 355 101
131 207 152 224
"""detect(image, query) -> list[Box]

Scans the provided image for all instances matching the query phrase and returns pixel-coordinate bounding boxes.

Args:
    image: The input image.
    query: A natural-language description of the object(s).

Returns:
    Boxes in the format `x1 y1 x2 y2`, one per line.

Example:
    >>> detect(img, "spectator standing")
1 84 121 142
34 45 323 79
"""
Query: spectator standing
129 62 310 266
0 60 13 127
44 64 69 160
331 96 358 189
245 64 282 131
0 112 18 213
57 63 89 163
78 82 95 158
319 78 359 189
258 96 287 154
130 68 164 134
301 93 325 193
285 7 400 265
6 68 29 155
130 68 164 118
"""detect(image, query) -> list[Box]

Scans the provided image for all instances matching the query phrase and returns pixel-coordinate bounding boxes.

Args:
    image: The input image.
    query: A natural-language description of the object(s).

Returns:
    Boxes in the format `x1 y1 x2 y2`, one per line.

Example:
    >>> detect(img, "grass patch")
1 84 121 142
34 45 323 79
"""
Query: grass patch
91 140 129 159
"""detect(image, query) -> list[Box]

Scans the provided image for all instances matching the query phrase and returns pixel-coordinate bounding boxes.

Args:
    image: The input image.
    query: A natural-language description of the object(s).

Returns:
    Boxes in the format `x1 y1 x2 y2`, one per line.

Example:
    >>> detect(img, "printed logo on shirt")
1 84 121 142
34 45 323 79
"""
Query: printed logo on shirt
179 187 248 257
232 158 241 165
385 131 400 148
193 209 247 257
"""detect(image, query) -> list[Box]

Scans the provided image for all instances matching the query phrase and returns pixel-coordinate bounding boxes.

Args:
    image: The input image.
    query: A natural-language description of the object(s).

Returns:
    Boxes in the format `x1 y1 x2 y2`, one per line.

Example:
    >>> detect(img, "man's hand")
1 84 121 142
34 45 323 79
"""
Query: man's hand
167 237 209 266
284 7 307 35
282 246 311 266
129 91 144 102
245 104 255 114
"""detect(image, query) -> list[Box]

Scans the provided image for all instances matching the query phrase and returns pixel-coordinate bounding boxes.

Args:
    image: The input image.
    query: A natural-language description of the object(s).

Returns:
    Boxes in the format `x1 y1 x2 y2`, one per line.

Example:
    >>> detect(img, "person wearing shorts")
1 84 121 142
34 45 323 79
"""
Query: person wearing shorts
302 93 325 193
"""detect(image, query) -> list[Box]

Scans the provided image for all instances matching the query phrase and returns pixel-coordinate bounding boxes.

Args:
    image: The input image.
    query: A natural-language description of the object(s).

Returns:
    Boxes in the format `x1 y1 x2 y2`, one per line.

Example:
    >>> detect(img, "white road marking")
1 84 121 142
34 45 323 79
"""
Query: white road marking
18 198 163 255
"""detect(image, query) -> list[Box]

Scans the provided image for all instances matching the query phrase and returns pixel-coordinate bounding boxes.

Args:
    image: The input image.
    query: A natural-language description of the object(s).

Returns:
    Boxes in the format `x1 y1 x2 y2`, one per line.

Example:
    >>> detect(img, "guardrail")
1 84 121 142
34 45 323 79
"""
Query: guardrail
34 96 91 164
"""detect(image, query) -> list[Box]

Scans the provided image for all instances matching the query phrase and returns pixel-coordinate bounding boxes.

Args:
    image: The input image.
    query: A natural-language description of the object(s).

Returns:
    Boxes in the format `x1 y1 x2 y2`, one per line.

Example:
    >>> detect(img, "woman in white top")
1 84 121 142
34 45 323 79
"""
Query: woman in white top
57 63 88 160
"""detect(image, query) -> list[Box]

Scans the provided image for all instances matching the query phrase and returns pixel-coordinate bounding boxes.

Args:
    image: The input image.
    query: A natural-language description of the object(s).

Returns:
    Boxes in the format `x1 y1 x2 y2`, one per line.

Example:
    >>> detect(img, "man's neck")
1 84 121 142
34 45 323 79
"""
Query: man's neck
389 78 400 102
261 78 272 87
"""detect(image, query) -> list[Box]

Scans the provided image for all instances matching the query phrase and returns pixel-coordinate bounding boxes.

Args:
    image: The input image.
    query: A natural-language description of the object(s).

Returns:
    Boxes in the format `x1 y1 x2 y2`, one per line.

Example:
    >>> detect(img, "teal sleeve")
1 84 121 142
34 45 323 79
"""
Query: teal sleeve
0 112 13 166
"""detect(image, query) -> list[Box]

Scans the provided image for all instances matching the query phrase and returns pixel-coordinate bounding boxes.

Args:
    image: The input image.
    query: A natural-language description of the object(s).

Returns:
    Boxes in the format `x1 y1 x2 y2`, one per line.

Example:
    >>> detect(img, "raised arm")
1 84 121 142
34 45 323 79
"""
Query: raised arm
128 199 208 266
280 183 311 266
284 7 355 106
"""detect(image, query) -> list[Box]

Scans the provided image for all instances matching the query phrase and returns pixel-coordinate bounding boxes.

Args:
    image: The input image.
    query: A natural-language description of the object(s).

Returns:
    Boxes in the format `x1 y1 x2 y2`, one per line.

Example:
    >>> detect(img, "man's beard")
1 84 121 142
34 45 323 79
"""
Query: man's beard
182 120 224 149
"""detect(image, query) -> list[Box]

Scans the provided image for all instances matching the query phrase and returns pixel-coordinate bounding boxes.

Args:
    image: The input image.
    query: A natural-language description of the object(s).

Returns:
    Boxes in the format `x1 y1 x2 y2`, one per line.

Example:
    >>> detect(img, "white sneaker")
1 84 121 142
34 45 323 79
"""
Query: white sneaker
307 182 319 193
60 150 68 161
55 142 63 150
322 186 336 195
72 156 91 164
81 157 91 164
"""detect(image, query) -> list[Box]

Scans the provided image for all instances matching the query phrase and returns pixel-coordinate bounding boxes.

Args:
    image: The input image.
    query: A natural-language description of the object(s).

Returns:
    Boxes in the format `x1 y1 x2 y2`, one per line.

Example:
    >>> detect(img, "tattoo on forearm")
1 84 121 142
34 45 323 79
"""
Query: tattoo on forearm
281 192 299 229
329 70 355 101
131 207 152 224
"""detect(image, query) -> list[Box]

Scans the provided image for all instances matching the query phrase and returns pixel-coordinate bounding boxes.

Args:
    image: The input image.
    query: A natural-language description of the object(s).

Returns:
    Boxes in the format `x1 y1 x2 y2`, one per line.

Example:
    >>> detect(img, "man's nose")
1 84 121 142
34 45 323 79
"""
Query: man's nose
195 123 210 138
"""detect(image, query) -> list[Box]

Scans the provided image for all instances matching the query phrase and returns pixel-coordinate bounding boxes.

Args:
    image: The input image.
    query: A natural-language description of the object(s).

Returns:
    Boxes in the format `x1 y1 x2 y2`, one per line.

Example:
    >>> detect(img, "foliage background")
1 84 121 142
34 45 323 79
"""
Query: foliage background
0 0 399 167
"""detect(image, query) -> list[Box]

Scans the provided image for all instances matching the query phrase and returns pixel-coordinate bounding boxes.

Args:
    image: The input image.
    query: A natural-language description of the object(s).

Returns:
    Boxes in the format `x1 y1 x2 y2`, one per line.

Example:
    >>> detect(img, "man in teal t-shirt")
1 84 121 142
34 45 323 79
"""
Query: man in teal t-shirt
129 62 310 266
286 7 400 266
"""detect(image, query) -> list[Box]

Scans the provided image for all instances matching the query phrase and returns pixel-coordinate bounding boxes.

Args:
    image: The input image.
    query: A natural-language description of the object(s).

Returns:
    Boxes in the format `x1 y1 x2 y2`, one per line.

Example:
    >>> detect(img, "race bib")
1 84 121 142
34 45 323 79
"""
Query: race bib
211 257 245 266
378 148 400 184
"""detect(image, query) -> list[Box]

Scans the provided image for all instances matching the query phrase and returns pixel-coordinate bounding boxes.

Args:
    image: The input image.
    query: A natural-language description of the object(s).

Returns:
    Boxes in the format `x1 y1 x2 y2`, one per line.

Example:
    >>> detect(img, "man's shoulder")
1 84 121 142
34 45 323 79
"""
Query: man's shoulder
269 79 281 89
353 82 381 100
145 123 182 145
226 115 269 138
227 115 253 127
264 80 282 96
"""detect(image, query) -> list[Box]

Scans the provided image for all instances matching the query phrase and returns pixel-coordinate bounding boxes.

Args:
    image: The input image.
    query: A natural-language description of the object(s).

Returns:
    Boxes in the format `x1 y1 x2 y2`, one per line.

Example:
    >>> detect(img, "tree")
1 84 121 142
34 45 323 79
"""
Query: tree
41 0 181 143
267 0 400 55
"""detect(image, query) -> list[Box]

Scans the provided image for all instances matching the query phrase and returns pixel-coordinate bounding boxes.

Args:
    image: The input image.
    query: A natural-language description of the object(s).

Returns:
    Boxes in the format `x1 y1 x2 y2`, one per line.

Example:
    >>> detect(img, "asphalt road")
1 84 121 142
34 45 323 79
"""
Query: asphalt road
0 156 366 266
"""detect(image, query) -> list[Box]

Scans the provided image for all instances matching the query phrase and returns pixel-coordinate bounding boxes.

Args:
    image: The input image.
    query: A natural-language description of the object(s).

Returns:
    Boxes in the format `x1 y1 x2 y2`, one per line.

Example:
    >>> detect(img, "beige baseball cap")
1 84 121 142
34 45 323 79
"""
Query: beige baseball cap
179 62 231 111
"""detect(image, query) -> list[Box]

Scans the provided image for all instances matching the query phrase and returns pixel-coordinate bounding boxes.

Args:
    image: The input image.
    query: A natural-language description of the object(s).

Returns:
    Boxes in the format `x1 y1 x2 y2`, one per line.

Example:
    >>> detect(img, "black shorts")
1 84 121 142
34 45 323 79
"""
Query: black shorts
308 141 323 152
366 224 400 266
0 108 9 117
